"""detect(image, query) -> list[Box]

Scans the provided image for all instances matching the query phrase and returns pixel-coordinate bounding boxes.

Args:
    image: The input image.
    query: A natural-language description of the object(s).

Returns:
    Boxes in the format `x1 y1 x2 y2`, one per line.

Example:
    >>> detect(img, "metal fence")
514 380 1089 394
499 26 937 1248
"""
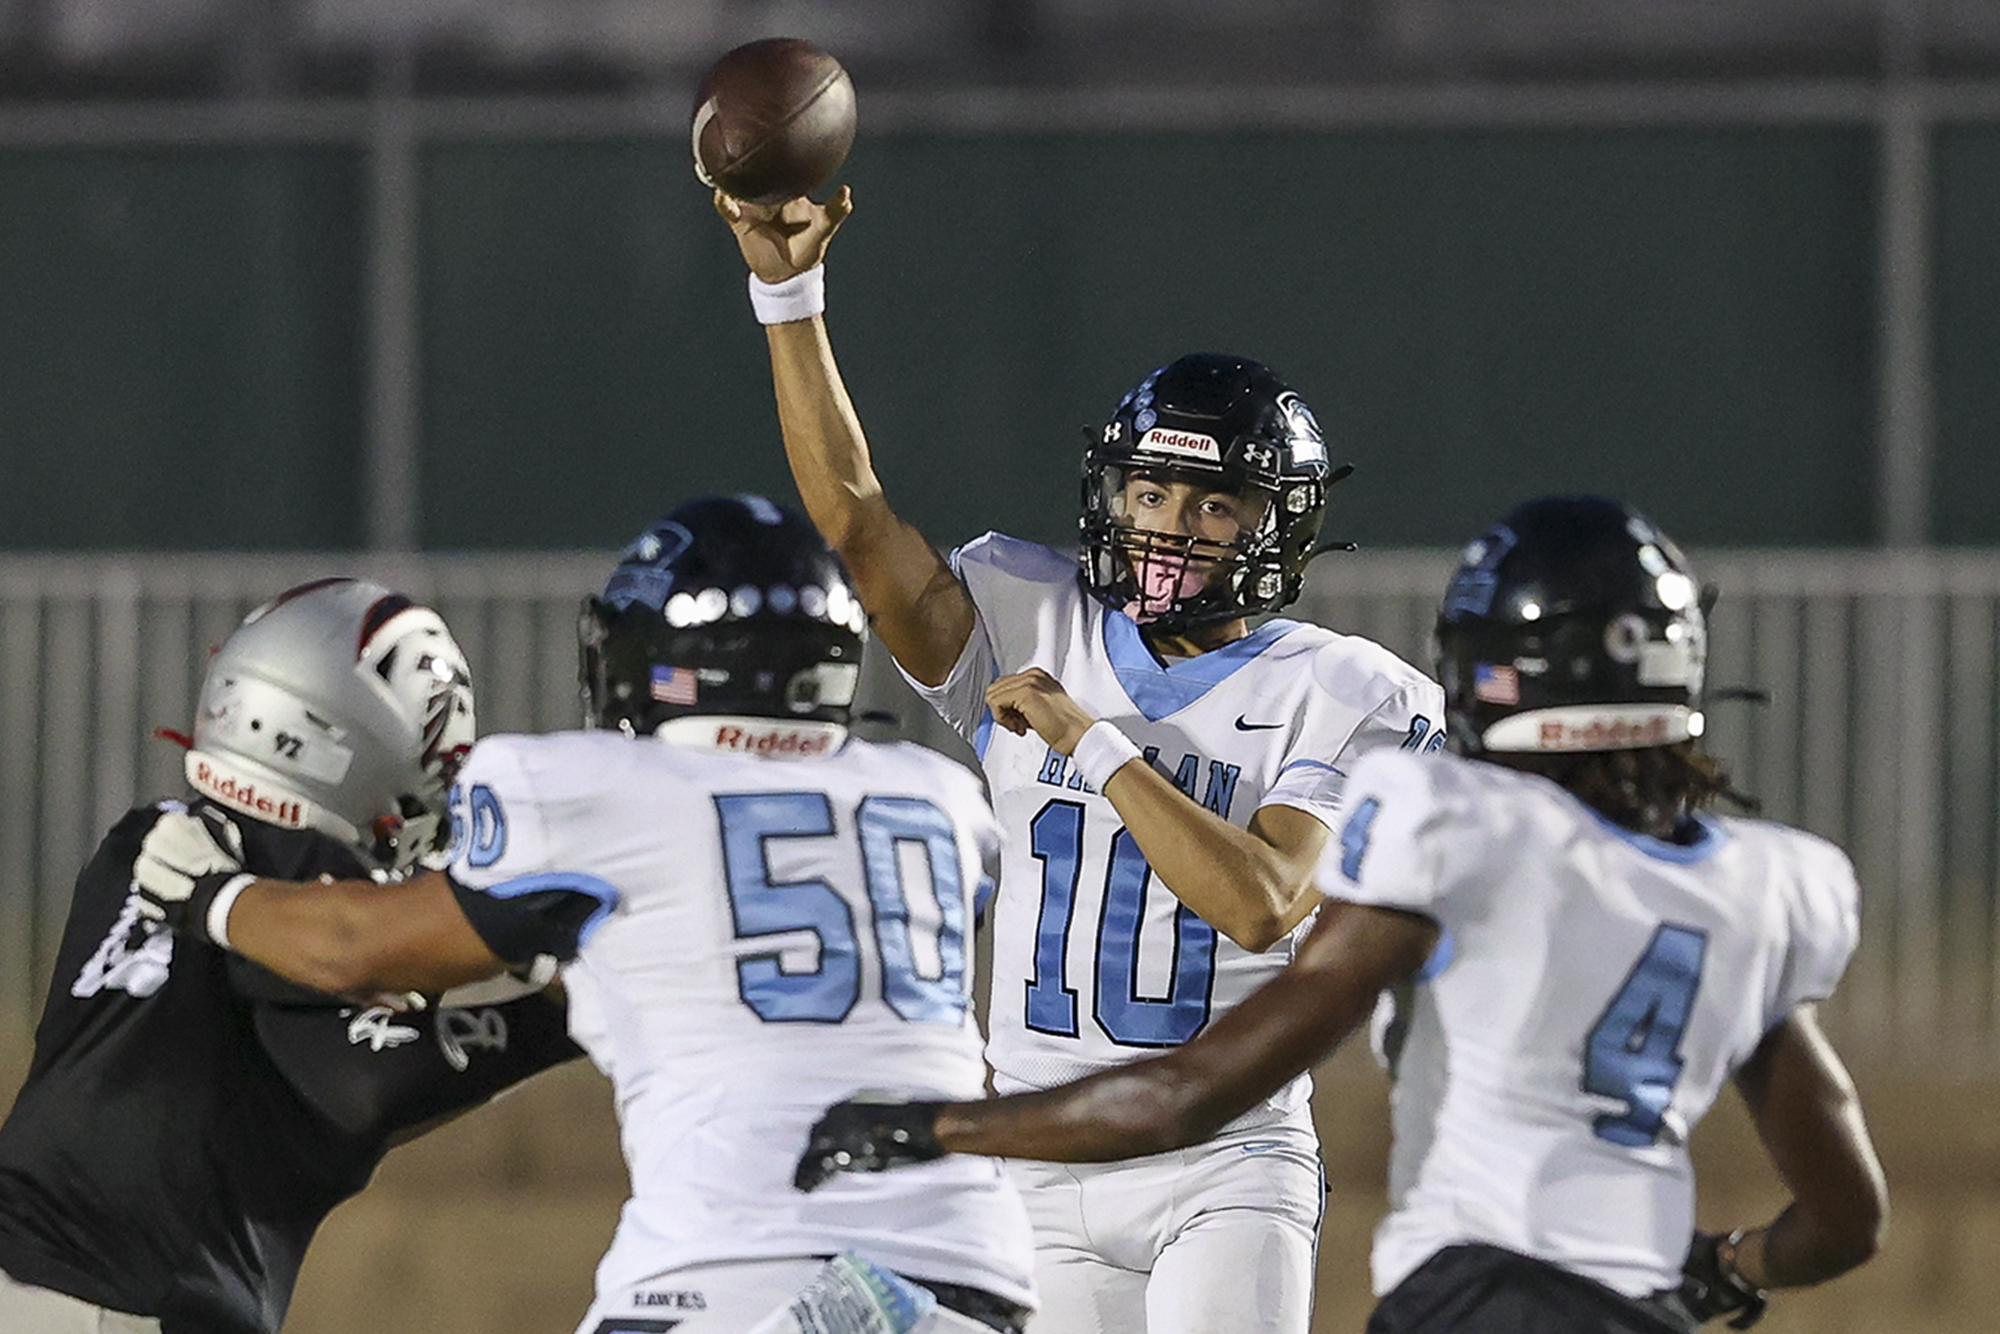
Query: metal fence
1302 546 2000 1070
1 548 1995 1071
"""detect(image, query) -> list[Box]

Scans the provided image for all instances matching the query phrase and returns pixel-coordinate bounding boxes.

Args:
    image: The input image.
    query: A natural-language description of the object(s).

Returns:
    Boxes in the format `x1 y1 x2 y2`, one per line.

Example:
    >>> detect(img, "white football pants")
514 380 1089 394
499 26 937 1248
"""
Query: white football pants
0 1266 161 1334
1005 1117 1324 1334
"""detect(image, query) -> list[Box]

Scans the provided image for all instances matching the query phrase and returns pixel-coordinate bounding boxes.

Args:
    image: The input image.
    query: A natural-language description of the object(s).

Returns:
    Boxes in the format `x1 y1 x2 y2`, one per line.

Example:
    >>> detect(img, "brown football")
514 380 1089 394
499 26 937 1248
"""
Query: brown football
691 38 856 204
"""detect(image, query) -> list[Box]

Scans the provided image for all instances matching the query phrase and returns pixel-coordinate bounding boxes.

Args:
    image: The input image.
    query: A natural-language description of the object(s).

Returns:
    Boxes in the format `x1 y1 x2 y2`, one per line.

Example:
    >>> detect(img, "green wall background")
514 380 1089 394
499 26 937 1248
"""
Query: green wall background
0 124 1988 554
1936 123 2000 547
0 148 367 549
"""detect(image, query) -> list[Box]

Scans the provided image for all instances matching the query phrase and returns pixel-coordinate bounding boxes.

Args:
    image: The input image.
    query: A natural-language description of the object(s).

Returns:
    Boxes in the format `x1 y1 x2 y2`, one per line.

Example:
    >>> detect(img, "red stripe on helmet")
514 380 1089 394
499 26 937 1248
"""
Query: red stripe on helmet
356 593 417 658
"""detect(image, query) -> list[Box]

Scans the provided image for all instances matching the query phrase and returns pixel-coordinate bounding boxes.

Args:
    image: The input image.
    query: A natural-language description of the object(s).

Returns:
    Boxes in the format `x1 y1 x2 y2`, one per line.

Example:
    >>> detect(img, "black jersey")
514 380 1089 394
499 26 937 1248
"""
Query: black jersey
0 800 582 1334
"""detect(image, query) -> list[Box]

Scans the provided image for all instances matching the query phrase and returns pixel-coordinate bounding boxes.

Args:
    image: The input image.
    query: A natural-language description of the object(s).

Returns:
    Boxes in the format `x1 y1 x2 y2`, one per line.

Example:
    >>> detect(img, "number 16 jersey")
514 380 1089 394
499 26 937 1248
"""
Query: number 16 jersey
907 534 1444 1123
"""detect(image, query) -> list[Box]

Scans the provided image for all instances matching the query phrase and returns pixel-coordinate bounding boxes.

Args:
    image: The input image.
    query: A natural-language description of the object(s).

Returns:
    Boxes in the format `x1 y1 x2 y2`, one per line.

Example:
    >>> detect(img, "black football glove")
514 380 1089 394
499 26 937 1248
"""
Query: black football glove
132 805 248 942
1678 1231 1769 1329
794 1095 946 1192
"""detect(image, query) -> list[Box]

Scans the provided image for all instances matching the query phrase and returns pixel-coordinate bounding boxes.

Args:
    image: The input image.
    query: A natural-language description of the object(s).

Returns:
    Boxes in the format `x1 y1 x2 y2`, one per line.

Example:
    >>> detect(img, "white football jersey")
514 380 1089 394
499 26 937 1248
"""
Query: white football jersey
908 534 1443 1121
444 724 1037 1309
1322 748 1860 1299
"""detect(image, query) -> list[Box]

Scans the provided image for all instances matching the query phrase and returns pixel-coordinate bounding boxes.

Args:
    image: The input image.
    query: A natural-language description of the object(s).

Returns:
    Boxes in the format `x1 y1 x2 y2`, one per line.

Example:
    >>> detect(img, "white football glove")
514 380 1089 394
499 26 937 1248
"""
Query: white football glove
133 806 248 937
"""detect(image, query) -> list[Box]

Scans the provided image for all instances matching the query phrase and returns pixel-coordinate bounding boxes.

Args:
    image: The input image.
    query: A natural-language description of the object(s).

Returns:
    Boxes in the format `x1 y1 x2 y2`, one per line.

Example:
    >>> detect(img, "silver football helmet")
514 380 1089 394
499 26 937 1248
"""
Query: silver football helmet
184 577 476 873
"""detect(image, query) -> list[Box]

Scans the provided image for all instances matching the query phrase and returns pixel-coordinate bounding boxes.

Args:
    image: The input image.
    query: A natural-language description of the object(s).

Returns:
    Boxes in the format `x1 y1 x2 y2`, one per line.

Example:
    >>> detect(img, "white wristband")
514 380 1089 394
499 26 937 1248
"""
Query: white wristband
204 873 257 951
1071 721 1142 791
748 265 826 325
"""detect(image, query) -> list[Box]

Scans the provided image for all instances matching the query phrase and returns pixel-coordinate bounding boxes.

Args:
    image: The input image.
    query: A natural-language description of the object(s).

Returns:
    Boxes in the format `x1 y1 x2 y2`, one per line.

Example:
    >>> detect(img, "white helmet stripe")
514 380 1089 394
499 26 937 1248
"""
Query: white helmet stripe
184 749 365 848
1480 704 1703 754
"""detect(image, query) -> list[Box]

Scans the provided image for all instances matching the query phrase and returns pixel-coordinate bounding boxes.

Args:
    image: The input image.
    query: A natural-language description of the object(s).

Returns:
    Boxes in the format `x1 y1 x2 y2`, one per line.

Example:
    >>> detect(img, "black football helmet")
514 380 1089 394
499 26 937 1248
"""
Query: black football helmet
1080 353 1345 633
1435 496 1707 757
579 495 867 734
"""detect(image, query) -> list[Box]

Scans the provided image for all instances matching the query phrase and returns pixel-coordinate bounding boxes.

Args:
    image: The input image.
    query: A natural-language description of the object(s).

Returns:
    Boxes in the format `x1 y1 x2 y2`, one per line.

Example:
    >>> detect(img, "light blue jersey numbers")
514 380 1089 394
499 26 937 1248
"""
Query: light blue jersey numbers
446 782 508 868
715 792 971 1026
1583 922 1708 1147
1023 800 1216 1047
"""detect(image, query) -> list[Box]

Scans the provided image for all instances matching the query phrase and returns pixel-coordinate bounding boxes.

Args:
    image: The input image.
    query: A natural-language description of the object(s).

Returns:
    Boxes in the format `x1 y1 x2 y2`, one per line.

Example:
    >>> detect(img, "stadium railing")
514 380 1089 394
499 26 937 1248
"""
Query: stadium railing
0 547 1993 1073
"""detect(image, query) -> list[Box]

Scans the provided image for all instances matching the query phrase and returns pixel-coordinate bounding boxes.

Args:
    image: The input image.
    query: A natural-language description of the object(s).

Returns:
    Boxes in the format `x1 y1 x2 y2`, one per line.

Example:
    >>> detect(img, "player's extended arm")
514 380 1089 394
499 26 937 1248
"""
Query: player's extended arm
796 901 1436 1186
133 807 509 996
1715 1007 1888 1293
715 189 974 685
222 872 512 998
987 667 1326 951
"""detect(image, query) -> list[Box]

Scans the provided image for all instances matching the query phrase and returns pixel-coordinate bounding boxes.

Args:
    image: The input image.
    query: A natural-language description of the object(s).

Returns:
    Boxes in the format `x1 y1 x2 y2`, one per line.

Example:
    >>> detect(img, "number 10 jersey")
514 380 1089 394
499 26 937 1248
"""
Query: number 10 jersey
908 534 1444 1124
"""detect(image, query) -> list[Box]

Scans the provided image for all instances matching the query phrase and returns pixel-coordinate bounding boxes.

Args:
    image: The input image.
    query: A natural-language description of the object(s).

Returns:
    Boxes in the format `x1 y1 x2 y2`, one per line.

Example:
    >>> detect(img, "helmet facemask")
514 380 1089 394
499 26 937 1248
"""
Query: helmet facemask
356 616 476 869
1080 354 1335 635
1085 463 1286 630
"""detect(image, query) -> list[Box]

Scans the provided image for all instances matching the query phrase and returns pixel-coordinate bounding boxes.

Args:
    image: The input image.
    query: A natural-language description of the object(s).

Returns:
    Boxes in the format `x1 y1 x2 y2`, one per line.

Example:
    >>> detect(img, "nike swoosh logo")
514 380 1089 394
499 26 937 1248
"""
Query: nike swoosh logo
1234 716 1283 731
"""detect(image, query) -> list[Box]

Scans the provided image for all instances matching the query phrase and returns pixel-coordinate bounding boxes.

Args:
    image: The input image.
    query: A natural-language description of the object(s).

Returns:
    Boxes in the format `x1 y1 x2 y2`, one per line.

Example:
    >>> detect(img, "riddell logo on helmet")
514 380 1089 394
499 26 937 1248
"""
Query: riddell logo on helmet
189 759 308 827
1138 428 1222 462
711 724 835 757
1538 715 1670 750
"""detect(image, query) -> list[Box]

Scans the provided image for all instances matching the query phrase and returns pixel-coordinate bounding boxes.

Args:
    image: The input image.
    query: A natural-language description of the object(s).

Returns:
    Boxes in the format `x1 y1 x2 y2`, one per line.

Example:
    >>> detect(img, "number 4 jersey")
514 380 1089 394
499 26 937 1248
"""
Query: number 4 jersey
907 534 1444 1119
441 724 1036 1311
1324 747 1860 1299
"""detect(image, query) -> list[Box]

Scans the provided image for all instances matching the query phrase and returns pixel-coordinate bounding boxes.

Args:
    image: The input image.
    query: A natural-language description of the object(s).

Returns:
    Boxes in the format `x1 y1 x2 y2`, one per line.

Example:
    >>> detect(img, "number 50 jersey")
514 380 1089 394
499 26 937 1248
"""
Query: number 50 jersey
443 727 1036 1311
1325 748 1860 1300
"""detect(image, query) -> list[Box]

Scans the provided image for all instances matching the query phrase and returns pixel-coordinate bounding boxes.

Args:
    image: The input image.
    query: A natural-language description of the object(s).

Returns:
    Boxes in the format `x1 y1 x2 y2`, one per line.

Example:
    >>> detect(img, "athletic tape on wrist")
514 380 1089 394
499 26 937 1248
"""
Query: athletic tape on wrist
1071 720 1142 791
201 873 258 951
1720 1229 1766 1296
749 266 826 325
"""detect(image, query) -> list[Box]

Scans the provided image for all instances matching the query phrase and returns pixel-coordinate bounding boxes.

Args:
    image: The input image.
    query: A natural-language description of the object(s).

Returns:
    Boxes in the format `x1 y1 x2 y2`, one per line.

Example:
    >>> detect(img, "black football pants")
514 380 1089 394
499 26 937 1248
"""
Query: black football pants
1367 1244 1696 1334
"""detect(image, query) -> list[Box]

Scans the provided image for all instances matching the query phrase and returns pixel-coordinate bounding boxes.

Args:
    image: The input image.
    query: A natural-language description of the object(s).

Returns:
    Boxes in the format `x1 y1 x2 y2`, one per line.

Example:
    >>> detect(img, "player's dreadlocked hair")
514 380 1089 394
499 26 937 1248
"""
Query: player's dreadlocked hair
1494 741 1758 841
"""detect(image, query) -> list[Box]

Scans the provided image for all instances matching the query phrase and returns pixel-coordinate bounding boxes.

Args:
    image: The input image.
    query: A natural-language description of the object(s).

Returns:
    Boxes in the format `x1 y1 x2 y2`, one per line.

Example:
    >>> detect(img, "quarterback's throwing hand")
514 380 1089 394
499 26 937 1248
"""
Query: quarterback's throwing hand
133 806 246 931
714 186 853 284
794 1095 946 1192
